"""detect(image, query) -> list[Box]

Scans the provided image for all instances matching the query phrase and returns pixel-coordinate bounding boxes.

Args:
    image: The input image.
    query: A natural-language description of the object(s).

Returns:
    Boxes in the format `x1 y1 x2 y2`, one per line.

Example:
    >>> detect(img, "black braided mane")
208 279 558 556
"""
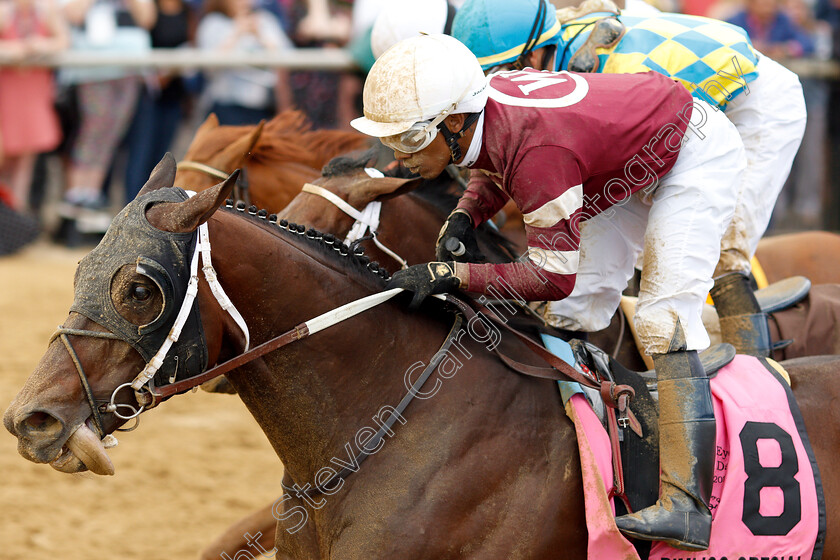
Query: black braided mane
221 199 390 289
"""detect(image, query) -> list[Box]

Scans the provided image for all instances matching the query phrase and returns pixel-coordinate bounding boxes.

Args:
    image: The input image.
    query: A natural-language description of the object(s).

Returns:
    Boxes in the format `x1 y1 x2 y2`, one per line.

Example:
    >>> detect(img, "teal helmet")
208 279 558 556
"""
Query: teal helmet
452 0 562 72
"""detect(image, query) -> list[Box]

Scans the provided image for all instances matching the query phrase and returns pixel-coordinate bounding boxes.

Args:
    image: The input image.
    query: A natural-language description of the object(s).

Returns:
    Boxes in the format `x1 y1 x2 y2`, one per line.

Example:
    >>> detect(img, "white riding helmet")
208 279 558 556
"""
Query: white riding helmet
370 0 453 59
351 33 488 141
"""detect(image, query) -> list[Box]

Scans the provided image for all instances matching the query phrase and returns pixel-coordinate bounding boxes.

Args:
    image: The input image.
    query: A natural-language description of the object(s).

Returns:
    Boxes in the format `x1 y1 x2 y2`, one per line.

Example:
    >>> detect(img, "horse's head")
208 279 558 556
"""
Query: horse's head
4 154 237 476
176 113 265 191
281 152 423 227
176 111 372 212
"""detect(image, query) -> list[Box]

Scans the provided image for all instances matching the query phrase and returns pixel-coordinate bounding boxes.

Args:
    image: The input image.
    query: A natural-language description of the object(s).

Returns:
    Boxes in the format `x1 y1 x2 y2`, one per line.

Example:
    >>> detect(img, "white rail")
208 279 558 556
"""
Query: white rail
0 47 358 71
0 48 835 77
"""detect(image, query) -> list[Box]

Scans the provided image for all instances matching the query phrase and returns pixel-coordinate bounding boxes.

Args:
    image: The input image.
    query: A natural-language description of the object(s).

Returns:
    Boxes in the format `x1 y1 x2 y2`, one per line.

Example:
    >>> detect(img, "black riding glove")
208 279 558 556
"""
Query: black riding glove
386 262 463 309
435 209 485 263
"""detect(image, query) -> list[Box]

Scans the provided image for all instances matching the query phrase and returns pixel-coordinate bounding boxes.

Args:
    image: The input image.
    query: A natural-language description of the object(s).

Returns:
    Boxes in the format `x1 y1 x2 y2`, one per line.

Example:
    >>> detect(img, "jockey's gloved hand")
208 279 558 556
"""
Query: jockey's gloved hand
386 262 463 309
436 209 485 263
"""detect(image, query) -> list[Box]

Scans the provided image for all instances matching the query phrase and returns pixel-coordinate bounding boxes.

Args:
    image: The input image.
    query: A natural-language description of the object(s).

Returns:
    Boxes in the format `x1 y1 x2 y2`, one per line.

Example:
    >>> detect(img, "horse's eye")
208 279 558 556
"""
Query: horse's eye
132 284 152 301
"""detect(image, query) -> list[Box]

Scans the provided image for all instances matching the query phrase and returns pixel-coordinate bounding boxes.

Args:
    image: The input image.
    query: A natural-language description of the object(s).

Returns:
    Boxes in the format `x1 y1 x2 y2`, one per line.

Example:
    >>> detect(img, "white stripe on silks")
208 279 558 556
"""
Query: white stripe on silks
528 247 580 275
522 185 583 228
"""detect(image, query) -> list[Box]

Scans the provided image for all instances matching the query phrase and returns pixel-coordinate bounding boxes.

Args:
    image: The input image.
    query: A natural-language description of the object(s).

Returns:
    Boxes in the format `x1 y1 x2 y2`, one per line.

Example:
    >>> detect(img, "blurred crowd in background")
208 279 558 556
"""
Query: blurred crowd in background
0 0 838 254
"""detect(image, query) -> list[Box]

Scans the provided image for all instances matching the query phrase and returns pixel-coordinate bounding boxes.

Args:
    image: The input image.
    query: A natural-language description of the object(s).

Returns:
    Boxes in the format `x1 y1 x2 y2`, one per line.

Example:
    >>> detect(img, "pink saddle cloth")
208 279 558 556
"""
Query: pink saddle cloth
566 354 825 560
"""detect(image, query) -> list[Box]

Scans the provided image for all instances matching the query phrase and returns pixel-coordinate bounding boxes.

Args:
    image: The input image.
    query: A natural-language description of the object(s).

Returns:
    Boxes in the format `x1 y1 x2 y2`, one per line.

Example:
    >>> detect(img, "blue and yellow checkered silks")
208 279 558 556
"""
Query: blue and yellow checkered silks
557 13 759 109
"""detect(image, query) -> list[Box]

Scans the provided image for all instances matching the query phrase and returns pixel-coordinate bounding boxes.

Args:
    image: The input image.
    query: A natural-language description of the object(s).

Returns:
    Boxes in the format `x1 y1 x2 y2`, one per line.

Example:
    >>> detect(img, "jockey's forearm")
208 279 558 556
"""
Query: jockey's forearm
457 261 574 302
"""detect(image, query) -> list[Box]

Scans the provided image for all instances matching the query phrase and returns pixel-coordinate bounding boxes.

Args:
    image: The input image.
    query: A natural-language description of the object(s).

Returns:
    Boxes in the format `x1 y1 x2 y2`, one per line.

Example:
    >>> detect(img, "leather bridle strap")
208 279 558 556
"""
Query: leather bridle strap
177 161 251 205
50 327 123 438
282 314 464 499
300 183 409 269
176 161 229 180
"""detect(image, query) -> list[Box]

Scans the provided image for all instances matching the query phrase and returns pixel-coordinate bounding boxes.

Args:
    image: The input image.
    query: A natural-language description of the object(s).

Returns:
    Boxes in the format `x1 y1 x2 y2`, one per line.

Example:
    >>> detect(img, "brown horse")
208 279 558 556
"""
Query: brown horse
754 231 840 286
175 111 371 212
4 158 840 559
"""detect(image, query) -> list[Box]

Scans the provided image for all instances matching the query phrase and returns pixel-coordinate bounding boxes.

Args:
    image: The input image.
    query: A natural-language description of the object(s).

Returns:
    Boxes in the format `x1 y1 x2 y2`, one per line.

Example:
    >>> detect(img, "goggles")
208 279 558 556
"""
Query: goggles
379 103 456 154
381 120 438 154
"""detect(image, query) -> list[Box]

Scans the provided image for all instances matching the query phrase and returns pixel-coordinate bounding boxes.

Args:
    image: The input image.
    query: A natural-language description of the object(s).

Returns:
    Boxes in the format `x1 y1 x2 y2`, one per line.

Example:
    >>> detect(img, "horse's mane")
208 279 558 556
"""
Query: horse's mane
321 147 379 177
322 151 521 263
220 200 390 292
248 111 371 172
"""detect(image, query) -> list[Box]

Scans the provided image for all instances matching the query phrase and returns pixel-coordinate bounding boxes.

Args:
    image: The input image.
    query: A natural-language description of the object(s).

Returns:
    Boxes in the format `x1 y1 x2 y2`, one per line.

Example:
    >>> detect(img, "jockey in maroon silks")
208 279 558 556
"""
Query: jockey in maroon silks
351 34 746 551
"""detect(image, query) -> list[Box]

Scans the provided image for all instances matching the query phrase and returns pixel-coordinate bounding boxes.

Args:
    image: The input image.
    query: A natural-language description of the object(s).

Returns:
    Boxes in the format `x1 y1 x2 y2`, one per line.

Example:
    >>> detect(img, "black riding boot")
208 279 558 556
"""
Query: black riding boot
710 272 771 357
614 337 716 550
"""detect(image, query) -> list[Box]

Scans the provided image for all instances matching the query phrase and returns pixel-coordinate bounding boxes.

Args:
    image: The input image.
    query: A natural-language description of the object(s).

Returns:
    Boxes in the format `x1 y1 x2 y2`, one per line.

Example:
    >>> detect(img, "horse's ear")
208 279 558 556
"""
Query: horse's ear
346 177 424 208
198 113 220 132
146 170 239 233
220 120 265 168
136 153 177 198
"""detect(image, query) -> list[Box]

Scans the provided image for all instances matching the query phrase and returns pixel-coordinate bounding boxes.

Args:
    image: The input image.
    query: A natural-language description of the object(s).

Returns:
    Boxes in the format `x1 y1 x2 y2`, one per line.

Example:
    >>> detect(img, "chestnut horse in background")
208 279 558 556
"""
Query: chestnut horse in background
175 111 371 211
754 231 840 286
5 163 840 559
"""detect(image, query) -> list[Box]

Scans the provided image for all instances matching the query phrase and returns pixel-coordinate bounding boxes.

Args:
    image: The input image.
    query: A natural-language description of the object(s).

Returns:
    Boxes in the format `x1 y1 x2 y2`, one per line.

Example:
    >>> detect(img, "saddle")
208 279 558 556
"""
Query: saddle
565 338 736 512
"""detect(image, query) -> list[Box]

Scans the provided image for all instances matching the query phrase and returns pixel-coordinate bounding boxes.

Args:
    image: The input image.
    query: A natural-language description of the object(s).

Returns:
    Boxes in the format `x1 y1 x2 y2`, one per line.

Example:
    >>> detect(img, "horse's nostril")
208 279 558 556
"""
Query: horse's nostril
19 410 64 439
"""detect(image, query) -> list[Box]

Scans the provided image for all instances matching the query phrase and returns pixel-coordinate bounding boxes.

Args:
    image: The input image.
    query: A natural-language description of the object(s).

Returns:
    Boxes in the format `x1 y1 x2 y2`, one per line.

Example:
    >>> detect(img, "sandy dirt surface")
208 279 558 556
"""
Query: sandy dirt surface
0 241 282 560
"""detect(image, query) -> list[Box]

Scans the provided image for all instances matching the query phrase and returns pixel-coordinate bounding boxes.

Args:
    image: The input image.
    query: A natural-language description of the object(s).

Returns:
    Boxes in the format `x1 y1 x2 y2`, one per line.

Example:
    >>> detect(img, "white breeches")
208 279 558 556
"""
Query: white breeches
544 99 745 354
715 53 807 276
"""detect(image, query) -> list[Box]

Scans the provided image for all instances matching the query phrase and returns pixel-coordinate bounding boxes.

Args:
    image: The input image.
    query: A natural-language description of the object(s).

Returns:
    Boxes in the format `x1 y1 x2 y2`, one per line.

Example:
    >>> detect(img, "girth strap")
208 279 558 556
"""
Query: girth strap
444 294 639 510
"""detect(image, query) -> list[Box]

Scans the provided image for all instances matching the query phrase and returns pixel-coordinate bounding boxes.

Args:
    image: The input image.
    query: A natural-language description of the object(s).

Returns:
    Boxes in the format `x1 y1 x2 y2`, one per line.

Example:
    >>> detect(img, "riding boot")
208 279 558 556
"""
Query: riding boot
614 336 716 550
710 272 771 357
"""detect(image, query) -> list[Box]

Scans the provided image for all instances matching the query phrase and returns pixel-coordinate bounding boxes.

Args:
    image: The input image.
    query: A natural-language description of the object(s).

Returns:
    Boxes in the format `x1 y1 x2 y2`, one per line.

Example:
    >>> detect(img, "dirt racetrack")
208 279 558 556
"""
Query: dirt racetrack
0 241 282 560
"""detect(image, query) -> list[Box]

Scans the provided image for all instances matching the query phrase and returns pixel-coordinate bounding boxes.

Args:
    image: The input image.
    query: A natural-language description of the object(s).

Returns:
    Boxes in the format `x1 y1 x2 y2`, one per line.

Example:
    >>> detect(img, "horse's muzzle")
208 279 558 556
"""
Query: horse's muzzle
4 404 68 464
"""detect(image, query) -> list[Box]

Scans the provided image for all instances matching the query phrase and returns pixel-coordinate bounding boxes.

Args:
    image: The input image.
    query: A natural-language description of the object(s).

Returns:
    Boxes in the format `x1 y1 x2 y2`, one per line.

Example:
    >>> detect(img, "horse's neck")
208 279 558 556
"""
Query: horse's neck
202 212 452 480
252 161 321 211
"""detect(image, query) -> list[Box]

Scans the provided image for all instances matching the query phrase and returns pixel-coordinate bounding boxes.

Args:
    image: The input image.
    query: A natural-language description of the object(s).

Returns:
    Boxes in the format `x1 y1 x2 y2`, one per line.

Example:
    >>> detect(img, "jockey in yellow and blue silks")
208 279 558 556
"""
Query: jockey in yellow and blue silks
453 0 807 361
555 11 759 109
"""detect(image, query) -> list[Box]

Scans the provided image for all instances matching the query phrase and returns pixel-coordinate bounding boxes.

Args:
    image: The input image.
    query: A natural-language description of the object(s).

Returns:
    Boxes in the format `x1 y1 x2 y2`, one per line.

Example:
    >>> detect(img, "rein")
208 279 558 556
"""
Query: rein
144 287 412 401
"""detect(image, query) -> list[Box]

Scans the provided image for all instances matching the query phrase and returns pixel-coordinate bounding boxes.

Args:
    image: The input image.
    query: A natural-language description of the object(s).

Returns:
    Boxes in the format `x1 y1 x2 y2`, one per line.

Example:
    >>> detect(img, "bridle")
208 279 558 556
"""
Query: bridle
300 170 409 270
51 191 250 442
48 197 453 488
179 159 410 270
